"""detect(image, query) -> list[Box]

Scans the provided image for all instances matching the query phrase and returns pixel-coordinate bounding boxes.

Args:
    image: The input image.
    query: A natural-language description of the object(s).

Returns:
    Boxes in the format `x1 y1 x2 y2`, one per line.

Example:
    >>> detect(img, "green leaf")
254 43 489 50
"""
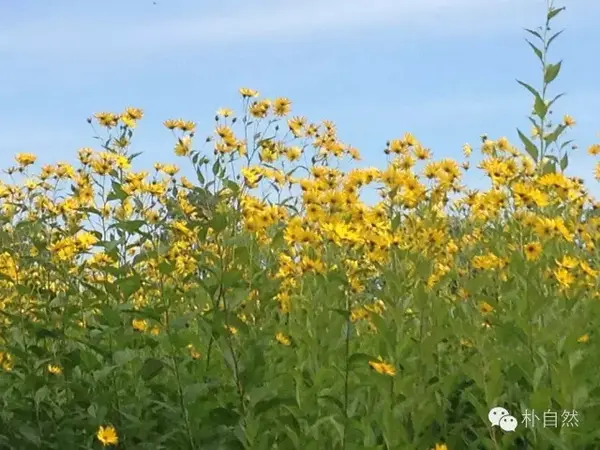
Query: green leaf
329 308 350 320
107 181 128 201
517 129 539 161
534 96 548 119
158 261 175 275
516 79 540 98
318 394 344 412
140 357 165 381
196 168 205 184
560 153 569 171
18 425 41 446
210 213 228 234
349 352 375 370
209 407 240 426
517 80 547 119
547 29 565 49
526 40 543 63
35 327 63 340
224 180 240 195
524 28 543 41
547 6 565 21
34 386 50 404
544 124 567 145
114 349 137 366
547 93 565 110
99 305 122 327
111 220 146 234
544 61 562 84
212 159 221 176
254 397 297 415
559 139 574 150
117 274 142 298
542 160 556 174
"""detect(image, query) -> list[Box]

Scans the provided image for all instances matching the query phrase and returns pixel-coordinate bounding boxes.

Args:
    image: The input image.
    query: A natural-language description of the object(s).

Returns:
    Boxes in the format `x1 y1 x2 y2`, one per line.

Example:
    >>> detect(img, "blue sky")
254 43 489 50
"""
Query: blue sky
1 0 599 198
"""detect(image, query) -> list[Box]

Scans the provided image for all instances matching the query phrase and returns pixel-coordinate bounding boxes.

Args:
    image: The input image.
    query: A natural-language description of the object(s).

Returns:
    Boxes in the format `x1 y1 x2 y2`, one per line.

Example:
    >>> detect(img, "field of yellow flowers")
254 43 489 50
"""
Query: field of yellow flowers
1 4 599 450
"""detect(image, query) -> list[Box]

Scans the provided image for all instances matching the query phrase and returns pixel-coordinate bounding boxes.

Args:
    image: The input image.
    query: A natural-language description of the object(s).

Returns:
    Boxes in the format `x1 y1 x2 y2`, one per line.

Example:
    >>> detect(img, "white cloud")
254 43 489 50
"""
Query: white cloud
0 0 561 59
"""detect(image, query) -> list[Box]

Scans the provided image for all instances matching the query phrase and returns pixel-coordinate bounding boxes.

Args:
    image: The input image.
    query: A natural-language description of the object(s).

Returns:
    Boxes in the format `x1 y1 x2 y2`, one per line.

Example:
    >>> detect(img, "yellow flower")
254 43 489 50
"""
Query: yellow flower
588 144 600 156
273 97 292 116
179 120 196 133
96 425 119 446
577 333 590 344
433 444 448 450
479 301 494 314
0 352 14 372
239 87 259 98
275 332 291 346
553 268 574 289
368 357 396 376
121 114 137 128
164 119 178 130
94 112 119 128
132 318 148 332
187 344 202 359
580 262 597 277
459 339 472 348
556 255 578 269
15 153 37 167
523 241 542 261
563 114 575 127
174 136 192 157
462 143 472 157
275 291 291 313
216 107 234 117
47 364 62 375
124 107 143 120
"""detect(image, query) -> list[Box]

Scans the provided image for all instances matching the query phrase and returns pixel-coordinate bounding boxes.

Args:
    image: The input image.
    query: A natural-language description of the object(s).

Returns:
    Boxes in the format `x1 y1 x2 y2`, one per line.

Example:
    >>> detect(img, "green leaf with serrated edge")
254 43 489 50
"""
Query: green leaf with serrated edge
517 129 539 161
544 61 562 84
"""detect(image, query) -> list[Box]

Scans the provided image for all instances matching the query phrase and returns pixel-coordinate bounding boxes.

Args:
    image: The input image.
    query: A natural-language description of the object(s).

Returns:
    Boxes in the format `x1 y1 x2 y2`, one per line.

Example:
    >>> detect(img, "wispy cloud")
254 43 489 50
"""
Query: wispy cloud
0 0 569 59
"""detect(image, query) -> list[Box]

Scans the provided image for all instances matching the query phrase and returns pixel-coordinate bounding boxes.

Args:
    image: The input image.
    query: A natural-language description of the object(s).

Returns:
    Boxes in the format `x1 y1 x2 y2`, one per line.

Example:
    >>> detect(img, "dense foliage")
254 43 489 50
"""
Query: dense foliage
1 2 599 449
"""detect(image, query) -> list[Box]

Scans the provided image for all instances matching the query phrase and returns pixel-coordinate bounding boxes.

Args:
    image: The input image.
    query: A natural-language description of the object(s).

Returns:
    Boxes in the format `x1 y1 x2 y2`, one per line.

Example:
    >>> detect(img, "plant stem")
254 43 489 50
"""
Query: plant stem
342 293 351 450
